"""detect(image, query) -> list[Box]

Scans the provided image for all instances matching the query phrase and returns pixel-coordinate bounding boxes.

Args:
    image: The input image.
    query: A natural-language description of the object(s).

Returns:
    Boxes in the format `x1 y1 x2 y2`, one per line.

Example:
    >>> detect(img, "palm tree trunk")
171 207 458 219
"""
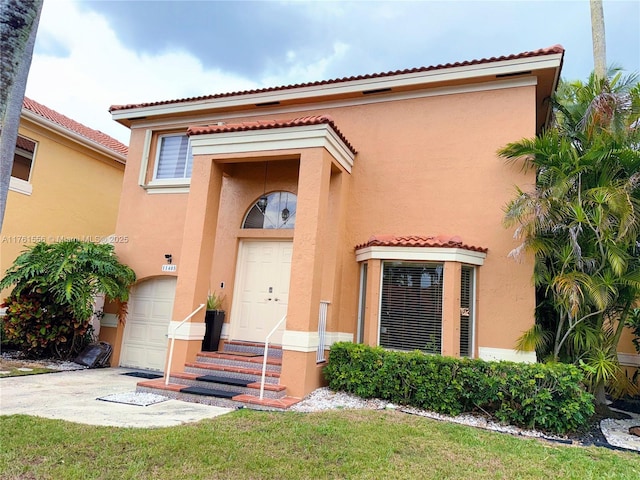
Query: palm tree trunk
0 0 43 230
590 0 607 79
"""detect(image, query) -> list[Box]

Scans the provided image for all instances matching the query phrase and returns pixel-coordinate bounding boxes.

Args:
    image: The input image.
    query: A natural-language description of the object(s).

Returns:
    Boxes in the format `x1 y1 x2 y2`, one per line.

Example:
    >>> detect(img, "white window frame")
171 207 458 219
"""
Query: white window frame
143 132 192 193
152 133 193 180
9 135 37 196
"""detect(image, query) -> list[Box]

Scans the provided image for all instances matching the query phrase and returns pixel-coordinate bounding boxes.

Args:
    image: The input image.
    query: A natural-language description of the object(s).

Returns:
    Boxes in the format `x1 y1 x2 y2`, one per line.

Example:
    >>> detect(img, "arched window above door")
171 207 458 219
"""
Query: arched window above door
242 191 297 229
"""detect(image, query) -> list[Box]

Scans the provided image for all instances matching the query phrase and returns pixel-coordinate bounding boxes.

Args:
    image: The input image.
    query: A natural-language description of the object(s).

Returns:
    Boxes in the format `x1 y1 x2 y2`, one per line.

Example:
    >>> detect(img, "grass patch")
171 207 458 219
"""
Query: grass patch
1 409 638 479
0 359 56 377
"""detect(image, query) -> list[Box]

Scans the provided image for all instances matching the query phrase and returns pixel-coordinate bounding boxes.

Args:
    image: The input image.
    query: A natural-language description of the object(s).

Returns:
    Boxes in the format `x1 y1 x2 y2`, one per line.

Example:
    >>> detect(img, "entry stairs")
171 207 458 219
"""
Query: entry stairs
136 341 301 410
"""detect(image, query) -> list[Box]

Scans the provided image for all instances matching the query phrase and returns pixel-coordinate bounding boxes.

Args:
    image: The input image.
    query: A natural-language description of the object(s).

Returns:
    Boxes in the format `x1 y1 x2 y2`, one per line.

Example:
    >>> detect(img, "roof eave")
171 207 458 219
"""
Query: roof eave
22 109 127 165
111 53 564 125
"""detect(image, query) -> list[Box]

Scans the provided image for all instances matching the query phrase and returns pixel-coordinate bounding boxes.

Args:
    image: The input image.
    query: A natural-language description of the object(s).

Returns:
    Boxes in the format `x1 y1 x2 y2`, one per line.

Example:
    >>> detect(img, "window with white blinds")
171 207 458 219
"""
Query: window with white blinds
460 266 474 357
379 262 443 354
155 134 193 180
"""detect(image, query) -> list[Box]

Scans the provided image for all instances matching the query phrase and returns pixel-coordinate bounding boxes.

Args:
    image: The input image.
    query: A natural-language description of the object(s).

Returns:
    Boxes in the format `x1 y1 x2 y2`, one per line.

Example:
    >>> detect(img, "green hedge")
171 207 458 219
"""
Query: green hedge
323 342 595 434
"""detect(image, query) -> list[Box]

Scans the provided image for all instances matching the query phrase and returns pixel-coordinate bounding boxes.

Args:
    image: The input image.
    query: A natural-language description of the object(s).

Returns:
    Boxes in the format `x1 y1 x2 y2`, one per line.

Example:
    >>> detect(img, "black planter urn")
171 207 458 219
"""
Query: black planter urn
202 310 225 352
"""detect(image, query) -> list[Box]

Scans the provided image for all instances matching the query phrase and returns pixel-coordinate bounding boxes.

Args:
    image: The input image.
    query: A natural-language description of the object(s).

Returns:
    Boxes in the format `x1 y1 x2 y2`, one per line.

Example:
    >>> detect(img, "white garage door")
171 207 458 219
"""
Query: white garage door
120 277 177 371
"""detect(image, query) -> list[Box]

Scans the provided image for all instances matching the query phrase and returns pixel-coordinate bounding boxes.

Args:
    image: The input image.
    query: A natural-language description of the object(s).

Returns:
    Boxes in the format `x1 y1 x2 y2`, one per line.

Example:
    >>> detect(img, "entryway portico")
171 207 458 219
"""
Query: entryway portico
167 116 356 398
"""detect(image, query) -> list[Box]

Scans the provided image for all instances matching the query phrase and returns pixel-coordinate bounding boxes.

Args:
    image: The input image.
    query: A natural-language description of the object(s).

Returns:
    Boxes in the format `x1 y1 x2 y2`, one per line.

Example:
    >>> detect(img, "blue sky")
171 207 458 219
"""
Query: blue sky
25 0 640 144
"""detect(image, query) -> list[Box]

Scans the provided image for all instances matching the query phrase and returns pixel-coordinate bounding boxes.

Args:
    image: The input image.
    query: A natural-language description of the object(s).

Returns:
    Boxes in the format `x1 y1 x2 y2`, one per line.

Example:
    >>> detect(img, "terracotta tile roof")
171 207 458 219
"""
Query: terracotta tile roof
355 234 488 253
187 115 357 154
23 97 128 158
109 45 564 113
16 135 36 153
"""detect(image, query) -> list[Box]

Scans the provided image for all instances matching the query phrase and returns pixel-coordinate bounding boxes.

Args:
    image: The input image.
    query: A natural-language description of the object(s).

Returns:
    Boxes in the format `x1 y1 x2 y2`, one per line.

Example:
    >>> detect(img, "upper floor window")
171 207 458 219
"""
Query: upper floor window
154 134 193 180
242 191 297 229
9 135 37 195
12 135 36 181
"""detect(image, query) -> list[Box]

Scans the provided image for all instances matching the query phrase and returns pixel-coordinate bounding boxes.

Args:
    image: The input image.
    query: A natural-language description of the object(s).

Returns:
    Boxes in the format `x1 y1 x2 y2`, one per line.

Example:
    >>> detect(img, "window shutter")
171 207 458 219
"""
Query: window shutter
156 135 192 179
380 262 443 354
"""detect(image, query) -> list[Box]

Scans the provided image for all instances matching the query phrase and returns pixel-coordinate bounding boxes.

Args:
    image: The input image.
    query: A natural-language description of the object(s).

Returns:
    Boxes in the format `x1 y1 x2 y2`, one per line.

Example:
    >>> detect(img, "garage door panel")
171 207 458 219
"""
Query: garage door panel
130 298 151 317
148 325 170 345
126 324 148 342
150 300 173 319
121 277 176 371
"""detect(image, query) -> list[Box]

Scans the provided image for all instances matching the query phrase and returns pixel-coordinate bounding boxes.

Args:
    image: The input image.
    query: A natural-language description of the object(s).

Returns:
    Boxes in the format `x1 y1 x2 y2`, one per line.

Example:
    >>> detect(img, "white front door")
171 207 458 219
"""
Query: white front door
232 240 292 343
120 277 177 371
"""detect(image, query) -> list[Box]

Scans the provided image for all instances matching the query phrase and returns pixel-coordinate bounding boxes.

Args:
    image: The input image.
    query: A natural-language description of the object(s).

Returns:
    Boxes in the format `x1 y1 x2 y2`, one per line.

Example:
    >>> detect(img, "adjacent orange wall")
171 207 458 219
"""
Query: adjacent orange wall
1 117 125 298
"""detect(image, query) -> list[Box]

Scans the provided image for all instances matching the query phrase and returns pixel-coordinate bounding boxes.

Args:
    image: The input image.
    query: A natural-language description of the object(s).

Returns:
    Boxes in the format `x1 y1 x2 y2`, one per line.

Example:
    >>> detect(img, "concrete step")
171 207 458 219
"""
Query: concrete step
169 372 286 399
222 341 283 358
184 361 281 384
196 351 282 372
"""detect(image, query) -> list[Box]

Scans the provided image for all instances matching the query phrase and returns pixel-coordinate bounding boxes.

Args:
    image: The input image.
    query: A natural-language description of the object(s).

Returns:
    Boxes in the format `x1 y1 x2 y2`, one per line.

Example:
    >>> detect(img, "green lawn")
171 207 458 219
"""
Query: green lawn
1 409 638 479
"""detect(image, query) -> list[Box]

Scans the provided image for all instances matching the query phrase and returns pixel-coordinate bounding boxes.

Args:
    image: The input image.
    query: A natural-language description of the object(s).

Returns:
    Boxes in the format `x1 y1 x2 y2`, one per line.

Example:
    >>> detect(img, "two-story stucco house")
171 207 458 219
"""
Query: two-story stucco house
103 46 570 406
1 98 127 302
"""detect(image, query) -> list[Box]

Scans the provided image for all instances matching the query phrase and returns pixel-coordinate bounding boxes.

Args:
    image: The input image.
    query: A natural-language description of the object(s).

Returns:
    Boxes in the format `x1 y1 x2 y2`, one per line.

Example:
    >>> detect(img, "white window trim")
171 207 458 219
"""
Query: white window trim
138 131 193 193
9 135 37 195
356 246 486 265
152 133 193 181
9 176 33 195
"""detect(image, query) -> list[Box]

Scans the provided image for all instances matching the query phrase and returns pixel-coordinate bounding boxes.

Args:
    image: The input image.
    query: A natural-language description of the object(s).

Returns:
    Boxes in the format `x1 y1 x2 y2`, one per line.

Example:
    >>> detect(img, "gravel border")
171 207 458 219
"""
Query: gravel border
0 350 88 372
290 387 631 448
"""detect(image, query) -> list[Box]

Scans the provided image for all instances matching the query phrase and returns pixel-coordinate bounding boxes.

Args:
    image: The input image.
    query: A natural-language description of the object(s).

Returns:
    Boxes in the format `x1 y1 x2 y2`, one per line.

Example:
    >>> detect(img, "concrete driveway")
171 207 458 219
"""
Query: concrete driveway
0 367 233 428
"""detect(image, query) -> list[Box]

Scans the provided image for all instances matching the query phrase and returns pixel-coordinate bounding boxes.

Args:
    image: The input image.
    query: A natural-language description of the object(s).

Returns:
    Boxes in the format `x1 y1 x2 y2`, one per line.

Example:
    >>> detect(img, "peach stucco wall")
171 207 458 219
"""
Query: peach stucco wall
1 118 124 299
111 80 550 395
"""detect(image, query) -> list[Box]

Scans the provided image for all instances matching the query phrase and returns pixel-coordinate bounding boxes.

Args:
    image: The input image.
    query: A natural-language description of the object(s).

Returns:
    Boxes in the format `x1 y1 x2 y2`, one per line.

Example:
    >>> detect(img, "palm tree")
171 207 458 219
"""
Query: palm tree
500 69 640 403
590 0 607 80
0 0 43 229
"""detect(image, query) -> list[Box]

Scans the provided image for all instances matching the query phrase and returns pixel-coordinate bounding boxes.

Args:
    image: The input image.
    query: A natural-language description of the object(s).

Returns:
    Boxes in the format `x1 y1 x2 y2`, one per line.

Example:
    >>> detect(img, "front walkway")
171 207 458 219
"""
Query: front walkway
0 367 232 428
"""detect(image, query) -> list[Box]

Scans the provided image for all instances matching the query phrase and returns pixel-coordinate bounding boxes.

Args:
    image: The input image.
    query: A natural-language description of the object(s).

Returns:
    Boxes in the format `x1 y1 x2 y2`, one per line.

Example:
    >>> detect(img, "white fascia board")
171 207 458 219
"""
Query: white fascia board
355 246 486 265
191 124 355 173
125 77 537 134
112 55 561 122
22 110 127 165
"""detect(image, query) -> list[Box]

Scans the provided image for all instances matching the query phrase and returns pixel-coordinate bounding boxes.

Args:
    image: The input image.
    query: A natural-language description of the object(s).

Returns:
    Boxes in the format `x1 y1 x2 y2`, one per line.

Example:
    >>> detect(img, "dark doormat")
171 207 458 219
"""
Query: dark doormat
122 371 163 379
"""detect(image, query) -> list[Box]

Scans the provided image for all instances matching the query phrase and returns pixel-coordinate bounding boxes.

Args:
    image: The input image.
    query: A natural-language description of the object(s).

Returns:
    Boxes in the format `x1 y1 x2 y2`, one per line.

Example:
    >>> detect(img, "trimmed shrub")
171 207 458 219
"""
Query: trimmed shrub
1 292 91 358
324 342 595 434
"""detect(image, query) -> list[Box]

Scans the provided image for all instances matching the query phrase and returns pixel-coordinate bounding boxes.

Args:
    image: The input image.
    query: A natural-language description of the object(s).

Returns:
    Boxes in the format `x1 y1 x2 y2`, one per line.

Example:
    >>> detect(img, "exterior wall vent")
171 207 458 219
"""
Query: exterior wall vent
362 88 392 95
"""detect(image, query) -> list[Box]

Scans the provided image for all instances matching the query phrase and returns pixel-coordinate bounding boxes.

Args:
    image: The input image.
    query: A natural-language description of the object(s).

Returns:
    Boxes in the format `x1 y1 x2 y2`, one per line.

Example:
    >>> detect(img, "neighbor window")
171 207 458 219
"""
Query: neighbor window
12 135 36 182
154 134 193 180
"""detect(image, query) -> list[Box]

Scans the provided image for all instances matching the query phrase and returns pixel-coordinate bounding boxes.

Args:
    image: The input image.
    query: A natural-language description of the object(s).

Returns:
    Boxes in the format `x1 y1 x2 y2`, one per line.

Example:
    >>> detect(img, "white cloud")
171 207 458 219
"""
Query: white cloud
26 0 259 145
261 41 351 87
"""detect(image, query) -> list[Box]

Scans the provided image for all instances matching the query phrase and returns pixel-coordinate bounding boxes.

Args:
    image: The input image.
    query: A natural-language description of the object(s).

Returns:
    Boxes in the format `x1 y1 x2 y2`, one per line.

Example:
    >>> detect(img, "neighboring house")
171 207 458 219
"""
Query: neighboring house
1 98 127 300
104 45 590 402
